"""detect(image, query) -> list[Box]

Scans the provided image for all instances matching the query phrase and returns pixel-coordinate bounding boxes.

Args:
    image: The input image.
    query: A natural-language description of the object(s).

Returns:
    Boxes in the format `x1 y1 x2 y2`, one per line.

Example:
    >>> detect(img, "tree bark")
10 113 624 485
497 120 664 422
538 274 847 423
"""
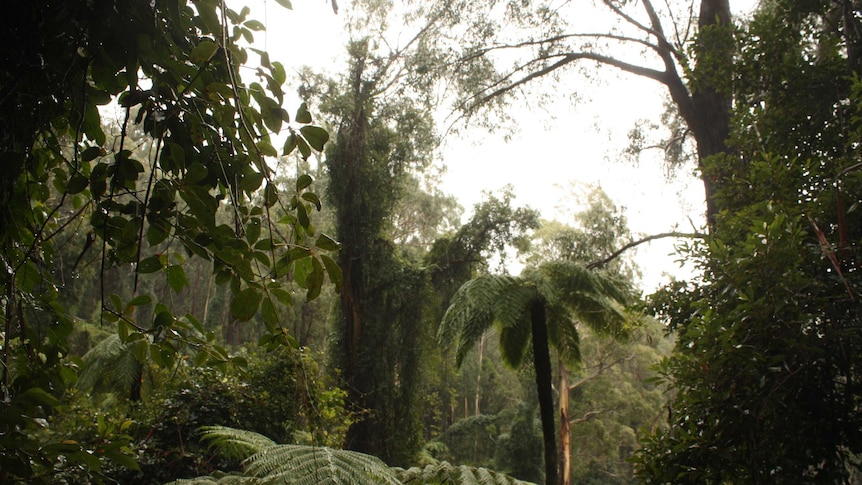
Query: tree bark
559 363 572 485
530 300 559 485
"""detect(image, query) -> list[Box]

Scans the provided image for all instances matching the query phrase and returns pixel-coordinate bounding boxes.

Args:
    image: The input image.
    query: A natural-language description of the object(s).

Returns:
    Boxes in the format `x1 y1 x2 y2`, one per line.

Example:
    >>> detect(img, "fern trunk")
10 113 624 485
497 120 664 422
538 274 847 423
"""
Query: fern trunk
530 300 558 485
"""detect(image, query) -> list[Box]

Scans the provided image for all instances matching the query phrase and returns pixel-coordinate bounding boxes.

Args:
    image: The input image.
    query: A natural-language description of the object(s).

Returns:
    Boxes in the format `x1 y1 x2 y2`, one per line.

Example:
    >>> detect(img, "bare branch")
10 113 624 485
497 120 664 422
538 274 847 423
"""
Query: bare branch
570 410 603 425
586 231 705 270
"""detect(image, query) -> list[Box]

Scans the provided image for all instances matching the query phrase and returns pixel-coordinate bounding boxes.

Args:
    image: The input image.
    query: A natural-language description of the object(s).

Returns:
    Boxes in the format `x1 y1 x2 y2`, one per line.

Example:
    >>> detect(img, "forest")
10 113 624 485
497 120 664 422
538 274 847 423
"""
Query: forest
0 0 860 483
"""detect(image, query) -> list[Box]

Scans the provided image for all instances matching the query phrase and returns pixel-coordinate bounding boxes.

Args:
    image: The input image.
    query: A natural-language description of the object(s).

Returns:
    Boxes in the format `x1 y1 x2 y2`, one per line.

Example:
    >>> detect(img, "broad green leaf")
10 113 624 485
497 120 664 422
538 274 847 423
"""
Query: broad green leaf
191 40 219 65
127 294 153 308
244 19 266 31
81 146 103 162
315 233 341 251
321 254 342 290
230 287 262 322
296 137 311 159
274 0 293 8
261 296 278 330
246 218 261 244
264 182 278 207
296 174 313 191
300 125 329 151
166 265 188 293
271 61 287 85
302 192 322 211
240 170 264 191
283 132 297 155
296 202 310 228
137 255 162 274
306 256 324 300
257 139 277 157
287 246 312 261
295 102 312 123
66 174 89 194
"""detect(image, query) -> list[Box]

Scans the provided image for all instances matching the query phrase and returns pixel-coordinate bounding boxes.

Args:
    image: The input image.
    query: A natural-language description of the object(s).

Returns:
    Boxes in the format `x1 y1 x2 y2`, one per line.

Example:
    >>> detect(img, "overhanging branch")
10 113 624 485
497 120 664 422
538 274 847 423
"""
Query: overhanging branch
586 231 705 270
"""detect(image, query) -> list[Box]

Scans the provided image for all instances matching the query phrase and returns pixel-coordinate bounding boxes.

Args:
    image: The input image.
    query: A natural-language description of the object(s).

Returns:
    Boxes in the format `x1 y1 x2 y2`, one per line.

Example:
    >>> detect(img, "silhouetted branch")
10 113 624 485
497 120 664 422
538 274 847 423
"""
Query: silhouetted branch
586 231 705 270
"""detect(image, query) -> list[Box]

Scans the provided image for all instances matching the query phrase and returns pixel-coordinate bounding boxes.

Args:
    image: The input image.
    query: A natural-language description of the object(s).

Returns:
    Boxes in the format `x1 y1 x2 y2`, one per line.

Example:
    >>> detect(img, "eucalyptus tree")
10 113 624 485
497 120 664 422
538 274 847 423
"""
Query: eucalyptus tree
439 261 630 485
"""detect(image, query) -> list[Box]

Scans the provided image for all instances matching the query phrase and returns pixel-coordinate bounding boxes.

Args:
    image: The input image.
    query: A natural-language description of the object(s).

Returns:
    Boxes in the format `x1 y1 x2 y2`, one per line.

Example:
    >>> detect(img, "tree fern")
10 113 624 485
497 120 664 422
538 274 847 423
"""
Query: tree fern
168 426 531 485
184 426 399 485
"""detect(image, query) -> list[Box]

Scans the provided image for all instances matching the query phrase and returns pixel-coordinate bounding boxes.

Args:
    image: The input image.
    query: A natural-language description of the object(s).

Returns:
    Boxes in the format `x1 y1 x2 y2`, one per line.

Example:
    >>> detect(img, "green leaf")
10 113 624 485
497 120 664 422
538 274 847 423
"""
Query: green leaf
264 182 278 207
320 254 342 290
300 125 329 151
66 174 89 194
271 61 287 85
240 170 264 192
296 137 311 159
191 40 219 65
261 296 278 330
274 0 293 8
231 288 262 322
166 265 188 293
283 132 297 155
296 202 310 228
244 19 266 31
81 146 103 162
127 294 153 308
295 102 312 123
315 233 341 251
302 192 322 211
296 174 313 191
257 139 277 157
288 246 312 261
246 218 261 244
137 255 162 274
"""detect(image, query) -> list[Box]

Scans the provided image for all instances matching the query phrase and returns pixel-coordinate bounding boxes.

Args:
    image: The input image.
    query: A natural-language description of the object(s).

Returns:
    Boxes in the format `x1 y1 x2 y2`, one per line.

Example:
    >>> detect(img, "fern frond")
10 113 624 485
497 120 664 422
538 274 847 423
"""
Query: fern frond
392 461 537 485
166 471 257 484
245 444 400 485
77 334 142 394
199 426 277 461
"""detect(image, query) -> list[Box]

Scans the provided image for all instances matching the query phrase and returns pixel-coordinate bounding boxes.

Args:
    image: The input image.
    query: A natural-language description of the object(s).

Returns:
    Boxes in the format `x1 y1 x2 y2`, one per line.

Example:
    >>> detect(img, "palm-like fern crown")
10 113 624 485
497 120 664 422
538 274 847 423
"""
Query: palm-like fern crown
439 260 630 369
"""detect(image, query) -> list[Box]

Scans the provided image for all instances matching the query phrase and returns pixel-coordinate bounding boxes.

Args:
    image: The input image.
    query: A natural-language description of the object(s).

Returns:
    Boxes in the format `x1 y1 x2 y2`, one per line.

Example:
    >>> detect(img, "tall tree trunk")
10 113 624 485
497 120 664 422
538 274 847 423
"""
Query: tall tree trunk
665 0 733 226
530 300 558 485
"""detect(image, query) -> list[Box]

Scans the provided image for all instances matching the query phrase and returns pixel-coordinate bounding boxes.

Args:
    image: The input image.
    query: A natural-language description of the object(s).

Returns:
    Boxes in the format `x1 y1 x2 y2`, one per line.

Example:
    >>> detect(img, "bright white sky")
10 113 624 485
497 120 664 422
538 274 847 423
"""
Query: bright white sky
238 0 757 292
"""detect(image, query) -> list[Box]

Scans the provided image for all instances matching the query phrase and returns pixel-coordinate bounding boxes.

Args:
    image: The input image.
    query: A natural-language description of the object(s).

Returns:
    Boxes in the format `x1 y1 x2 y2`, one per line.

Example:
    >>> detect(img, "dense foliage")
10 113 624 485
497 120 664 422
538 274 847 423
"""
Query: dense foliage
634 0 862 481
0 0 336 481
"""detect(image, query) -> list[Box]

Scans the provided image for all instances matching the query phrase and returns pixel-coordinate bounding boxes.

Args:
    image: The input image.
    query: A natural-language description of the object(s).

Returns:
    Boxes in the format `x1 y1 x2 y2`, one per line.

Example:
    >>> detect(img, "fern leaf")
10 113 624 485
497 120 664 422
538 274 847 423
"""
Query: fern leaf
200 426 277 460
245 444 400 485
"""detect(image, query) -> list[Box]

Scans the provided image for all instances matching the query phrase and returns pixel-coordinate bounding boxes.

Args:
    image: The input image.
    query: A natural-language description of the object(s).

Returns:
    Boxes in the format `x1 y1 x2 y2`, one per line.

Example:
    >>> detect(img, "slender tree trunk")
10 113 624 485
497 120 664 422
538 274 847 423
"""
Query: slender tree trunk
475 332 485 416
559 363 572 485
530 300 558 485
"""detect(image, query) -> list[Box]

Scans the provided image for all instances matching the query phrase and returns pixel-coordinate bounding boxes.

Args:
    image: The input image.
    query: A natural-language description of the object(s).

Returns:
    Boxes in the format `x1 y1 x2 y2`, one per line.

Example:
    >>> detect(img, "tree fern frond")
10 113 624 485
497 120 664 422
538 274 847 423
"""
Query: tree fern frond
199 426 277 461
546 309 581 366
498 321 531 368
245 444 400 485
392 461 537 485
491 282 534 332
166 471 257 484
77 334 142 394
